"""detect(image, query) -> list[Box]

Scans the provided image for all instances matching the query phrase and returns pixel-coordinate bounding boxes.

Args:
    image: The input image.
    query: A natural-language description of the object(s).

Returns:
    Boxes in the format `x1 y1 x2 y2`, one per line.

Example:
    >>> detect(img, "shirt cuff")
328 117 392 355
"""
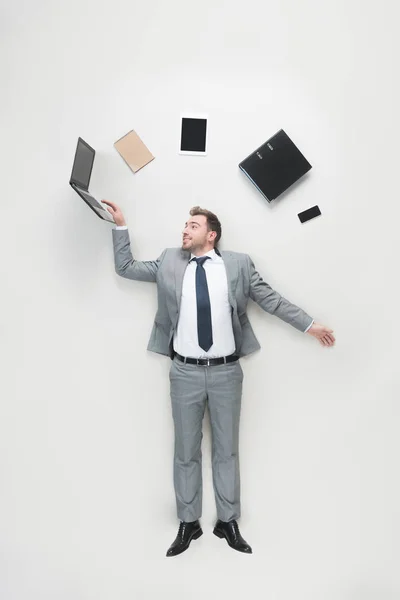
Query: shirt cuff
115 225 128 230
304 319 314 333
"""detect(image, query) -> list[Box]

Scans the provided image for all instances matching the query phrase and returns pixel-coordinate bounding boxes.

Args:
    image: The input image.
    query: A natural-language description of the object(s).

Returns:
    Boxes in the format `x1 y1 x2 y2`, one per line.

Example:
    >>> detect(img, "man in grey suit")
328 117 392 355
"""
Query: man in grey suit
102 199 335 557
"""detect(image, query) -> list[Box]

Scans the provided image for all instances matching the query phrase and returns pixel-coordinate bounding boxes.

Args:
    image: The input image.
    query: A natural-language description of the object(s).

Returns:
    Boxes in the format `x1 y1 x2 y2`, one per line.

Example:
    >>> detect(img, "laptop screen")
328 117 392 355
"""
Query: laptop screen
70 138 95 190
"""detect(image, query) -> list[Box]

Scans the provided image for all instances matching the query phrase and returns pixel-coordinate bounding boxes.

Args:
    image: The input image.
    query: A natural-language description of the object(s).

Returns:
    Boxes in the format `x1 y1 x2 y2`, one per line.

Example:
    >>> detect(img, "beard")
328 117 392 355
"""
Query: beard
182 238 193 251
182 236 210 253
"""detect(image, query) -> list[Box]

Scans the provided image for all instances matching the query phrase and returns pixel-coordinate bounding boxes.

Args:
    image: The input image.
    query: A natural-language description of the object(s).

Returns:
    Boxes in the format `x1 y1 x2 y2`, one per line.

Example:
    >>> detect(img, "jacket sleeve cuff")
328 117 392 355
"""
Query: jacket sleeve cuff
304 319 314 333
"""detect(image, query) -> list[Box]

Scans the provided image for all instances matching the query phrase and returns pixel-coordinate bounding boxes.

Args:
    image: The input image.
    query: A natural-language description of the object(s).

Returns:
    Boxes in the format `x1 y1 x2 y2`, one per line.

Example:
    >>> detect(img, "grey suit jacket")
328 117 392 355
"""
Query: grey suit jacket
112 229 313 358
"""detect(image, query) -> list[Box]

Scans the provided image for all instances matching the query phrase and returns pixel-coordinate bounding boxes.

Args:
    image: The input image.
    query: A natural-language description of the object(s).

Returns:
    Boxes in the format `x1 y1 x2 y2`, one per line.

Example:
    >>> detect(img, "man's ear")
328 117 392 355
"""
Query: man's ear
209 230 217 242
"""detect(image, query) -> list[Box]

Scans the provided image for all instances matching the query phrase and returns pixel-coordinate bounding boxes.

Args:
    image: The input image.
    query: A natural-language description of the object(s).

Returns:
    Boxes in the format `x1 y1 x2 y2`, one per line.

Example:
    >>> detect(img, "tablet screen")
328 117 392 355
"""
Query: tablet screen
180 117 207 153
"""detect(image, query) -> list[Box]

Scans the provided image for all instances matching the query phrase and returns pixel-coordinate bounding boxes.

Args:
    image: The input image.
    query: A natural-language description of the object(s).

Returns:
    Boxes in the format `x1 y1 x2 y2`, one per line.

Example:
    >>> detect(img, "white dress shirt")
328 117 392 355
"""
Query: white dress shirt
114 226 314 353
173 249 236 358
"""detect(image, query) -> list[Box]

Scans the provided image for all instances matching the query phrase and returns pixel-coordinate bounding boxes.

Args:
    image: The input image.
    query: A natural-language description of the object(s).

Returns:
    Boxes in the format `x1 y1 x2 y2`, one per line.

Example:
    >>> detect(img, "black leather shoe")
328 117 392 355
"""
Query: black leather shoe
213 519 252 554
166 520 203 557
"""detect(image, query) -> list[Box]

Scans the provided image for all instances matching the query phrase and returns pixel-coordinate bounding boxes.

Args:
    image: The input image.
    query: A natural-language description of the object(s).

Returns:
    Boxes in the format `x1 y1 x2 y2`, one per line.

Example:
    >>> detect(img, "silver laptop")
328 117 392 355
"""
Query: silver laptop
69 137 115 223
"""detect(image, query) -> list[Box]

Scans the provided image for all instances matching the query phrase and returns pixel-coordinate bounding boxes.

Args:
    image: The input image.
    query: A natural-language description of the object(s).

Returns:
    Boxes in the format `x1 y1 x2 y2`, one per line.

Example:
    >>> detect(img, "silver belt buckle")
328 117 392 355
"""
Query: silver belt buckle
199 357 210 367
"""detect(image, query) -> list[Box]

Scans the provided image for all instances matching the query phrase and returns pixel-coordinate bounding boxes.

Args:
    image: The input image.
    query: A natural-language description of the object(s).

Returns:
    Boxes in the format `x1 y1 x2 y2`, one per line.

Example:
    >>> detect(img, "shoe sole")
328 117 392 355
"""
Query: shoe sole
213 528 252 554
166 528 203 557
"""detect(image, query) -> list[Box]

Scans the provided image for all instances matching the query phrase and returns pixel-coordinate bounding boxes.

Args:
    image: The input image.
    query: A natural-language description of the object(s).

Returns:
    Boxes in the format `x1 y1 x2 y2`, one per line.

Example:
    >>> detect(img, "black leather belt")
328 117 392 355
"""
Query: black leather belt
174 352 239 366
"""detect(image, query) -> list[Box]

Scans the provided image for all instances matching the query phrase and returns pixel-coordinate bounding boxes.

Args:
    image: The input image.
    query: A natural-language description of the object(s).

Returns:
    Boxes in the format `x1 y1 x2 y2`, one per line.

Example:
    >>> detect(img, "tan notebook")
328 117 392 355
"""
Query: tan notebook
114 130 155 173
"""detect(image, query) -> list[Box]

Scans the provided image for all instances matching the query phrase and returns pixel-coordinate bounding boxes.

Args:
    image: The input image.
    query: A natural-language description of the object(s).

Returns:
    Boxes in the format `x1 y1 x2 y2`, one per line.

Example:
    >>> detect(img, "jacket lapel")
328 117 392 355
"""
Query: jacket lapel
220 251 239 310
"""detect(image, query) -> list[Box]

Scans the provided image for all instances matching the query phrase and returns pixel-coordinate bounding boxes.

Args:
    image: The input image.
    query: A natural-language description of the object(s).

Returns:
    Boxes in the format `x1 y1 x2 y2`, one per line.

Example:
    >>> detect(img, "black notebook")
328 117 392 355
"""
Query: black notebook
239 129 312 202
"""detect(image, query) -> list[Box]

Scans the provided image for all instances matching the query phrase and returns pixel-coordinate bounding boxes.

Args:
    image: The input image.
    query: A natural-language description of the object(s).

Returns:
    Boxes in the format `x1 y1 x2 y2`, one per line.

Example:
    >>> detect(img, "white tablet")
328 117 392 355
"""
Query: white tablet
179 114 208 156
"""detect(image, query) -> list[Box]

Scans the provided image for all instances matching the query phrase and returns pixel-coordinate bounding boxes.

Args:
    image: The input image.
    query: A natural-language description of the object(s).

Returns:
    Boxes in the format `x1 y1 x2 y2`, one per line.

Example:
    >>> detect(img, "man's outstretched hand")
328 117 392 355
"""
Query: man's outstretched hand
306 323 335 347
101 200 126 226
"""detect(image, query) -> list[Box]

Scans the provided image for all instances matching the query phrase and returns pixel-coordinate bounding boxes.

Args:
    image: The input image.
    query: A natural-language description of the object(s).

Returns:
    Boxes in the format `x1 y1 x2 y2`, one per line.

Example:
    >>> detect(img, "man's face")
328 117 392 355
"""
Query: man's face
182 214 214 252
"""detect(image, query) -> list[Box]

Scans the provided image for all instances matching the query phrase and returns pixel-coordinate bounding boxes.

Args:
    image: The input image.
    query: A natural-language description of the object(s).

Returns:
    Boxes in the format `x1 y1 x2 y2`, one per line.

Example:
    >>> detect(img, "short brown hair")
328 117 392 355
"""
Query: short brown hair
190 206 222 245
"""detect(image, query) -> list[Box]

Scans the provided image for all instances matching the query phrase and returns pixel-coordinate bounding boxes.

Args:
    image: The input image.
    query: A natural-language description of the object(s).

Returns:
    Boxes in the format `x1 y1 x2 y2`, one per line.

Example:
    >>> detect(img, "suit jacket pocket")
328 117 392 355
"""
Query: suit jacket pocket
154 315 171 336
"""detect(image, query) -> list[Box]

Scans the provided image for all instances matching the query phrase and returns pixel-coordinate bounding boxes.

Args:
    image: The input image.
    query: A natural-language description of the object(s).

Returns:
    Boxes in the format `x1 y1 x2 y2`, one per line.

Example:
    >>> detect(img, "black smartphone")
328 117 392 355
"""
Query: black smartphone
298 205 321 223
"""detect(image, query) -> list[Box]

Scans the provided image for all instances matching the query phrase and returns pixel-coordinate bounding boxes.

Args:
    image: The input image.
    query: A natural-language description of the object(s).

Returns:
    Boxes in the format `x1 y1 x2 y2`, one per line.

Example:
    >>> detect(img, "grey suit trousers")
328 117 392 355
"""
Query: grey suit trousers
169 357 243 523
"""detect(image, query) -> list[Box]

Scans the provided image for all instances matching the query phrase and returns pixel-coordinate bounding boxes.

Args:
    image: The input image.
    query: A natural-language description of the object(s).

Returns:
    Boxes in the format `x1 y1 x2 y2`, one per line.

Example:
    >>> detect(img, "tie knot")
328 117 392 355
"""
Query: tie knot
192 256 210 267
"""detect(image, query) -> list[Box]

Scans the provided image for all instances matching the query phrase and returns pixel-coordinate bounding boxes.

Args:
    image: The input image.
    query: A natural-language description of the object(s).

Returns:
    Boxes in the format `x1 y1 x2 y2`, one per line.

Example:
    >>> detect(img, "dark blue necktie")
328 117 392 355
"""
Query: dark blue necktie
192 256 213 352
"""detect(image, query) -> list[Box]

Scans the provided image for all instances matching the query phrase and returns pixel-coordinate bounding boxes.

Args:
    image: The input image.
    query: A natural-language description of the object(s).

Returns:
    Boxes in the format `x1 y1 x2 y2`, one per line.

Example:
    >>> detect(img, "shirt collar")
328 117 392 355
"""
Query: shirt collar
190 248 218 261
